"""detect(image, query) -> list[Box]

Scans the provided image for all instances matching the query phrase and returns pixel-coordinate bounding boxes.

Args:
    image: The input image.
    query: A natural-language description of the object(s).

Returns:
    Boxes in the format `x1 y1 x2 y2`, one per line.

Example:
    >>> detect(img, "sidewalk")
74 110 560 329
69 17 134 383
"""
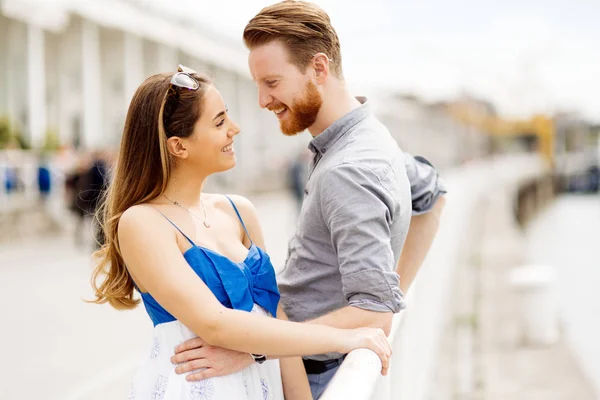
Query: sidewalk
477 195 596 399
431 193 597 399
0 191 297 400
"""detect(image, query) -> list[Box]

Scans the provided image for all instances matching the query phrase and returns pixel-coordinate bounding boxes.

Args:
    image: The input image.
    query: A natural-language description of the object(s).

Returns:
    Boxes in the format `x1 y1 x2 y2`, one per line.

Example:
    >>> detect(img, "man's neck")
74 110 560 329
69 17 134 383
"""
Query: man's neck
308 85 361 137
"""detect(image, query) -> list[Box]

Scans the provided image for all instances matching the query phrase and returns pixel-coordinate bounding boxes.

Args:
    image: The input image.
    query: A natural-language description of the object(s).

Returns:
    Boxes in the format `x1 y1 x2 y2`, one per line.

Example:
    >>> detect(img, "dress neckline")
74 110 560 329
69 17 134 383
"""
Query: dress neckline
183 242 258 265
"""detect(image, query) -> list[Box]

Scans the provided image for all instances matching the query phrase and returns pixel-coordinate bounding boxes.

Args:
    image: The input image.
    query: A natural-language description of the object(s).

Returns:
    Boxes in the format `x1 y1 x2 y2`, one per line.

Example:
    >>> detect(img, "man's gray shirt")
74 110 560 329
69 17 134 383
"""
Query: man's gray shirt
278 97 446 360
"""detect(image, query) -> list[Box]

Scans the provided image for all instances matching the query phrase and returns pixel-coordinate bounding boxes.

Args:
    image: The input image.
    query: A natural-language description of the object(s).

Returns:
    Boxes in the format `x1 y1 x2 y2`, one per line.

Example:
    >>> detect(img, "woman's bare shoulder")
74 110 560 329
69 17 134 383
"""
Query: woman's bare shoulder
216 193 265 246
118 204 168 238
215 194 257 215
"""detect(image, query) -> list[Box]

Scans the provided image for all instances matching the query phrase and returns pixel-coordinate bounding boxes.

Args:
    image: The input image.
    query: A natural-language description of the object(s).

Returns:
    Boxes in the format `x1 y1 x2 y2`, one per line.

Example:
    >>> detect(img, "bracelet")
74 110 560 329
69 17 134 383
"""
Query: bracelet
251 353 267 364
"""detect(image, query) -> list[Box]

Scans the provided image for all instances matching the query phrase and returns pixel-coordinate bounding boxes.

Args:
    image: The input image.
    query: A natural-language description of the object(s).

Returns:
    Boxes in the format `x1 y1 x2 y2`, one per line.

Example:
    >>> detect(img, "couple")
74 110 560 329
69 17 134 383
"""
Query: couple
91 1 446 399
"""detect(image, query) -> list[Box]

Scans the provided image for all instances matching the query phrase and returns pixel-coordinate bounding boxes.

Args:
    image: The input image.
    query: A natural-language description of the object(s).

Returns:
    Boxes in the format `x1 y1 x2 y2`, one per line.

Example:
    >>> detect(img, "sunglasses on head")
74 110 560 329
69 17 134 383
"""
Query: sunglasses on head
163 65 199 137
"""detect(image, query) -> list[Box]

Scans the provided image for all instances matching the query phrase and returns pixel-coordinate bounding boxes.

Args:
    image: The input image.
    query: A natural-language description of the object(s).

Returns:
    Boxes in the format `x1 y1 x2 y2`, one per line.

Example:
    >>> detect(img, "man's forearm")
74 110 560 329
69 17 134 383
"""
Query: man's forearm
397 195 446 293
306 306 393 336
280 357 312 399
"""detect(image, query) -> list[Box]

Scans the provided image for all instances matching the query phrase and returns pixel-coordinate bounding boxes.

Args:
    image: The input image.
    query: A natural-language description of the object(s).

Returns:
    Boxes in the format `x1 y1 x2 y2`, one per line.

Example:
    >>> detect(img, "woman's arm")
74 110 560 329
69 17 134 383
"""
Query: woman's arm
173 196 314 387
119 205 390 364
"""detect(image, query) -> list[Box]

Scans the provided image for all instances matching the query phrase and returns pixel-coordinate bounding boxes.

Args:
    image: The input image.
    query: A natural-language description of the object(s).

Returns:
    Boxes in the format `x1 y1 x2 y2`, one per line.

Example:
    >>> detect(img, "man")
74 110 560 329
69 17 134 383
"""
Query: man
171 1 446 398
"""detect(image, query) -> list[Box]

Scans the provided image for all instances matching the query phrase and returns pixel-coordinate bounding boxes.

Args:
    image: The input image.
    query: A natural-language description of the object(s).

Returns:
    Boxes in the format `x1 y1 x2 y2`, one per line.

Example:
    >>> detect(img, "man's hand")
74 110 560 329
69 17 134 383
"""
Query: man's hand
171 337 255 381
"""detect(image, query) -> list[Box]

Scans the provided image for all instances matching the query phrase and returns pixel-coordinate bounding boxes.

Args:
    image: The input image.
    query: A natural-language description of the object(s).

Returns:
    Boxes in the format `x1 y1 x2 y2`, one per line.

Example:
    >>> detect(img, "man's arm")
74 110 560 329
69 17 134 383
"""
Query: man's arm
400 154 447 292
306 156 447 332
404 154 447 216
310 164 404 336
277 305 312 400
306 306 393 336
397 195 445 293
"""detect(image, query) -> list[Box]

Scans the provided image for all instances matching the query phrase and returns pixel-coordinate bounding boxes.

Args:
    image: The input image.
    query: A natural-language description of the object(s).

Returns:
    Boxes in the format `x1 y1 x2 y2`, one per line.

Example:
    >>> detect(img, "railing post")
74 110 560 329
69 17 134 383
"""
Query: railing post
319 349 382 400
509 264 559 345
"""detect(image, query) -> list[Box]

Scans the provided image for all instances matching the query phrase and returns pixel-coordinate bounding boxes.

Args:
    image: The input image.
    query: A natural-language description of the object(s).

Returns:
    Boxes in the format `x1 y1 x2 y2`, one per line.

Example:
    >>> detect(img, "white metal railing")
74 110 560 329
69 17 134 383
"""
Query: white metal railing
321 154 549 400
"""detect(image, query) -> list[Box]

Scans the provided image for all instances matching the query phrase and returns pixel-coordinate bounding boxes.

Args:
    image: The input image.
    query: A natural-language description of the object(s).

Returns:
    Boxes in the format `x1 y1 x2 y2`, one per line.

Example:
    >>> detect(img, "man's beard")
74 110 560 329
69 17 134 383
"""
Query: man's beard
279 81 322 136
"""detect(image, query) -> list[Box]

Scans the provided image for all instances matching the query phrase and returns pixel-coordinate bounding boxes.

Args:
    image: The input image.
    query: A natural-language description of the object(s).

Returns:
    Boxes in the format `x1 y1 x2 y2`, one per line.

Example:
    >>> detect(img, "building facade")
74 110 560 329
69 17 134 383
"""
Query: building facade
1 0 485 193
0 0 309 192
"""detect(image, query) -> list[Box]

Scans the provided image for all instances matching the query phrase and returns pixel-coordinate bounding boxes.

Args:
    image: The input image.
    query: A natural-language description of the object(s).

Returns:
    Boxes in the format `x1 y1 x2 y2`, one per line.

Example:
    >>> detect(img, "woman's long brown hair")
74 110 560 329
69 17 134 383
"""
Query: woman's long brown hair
90 72 211 310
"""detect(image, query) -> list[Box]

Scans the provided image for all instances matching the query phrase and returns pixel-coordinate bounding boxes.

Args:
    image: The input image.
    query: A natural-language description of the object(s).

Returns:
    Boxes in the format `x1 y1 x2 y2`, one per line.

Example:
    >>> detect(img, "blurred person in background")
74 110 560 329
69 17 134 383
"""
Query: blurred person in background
36 154 52 202
2 139 24 195
65 150 110 248
90 66 391 400
287 148 311 214
36 152 56 232
65 154 88 246
85 150 110 247
3 163 19 195
174 1 446 398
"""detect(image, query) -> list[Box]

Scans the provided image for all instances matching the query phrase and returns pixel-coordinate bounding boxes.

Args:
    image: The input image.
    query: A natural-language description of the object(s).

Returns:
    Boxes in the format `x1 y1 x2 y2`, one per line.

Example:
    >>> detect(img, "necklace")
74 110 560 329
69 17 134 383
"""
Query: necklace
163 194 211 228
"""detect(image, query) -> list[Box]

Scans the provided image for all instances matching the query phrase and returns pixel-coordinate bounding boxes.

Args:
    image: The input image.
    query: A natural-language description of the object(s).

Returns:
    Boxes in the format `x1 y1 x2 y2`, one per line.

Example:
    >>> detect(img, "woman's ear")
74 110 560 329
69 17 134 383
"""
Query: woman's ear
166 137 188 159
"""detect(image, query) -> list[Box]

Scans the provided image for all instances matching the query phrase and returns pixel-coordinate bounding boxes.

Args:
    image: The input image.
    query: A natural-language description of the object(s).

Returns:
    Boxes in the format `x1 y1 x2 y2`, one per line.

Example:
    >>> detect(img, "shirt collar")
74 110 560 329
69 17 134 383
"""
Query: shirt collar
308 96 370 155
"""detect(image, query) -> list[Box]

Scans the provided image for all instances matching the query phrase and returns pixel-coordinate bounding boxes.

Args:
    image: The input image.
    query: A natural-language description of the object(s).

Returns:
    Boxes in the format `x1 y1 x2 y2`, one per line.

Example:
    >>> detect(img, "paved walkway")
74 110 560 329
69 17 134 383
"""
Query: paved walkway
0 191 297 400
525 194 600 396
432 193 598 399
477 194 597 400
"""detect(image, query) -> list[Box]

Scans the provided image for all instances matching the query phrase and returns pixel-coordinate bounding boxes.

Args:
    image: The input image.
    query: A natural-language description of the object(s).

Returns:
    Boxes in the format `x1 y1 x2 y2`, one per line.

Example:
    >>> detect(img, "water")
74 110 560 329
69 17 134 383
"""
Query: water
526 193 600 394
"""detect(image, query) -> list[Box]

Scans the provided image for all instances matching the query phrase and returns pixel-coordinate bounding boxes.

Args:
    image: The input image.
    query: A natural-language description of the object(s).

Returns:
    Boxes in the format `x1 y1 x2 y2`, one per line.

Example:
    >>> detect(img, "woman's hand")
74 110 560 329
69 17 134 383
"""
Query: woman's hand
339 327 392 375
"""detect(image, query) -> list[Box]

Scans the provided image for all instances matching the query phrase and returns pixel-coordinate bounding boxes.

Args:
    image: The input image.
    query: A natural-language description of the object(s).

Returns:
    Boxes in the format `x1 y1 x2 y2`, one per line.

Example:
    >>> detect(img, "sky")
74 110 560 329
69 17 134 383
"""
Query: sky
152 0 600 122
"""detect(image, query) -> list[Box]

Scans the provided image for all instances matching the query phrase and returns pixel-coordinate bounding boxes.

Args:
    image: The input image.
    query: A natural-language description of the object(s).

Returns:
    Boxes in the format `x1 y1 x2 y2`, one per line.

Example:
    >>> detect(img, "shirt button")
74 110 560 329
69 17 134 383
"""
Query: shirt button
304 189 309 195
322 148 327 153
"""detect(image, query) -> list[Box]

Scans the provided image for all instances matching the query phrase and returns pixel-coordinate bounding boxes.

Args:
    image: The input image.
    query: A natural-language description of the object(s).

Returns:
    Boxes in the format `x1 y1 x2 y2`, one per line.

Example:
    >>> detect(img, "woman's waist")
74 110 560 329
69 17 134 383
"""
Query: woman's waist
151 304 269 346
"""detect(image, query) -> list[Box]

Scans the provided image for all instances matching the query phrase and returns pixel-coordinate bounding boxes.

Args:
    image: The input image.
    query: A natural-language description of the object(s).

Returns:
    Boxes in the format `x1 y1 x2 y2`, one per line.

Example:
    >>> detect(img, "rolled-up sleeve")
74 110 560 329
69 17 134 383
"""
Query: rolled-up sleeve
319 163 404 313
404 153 447 215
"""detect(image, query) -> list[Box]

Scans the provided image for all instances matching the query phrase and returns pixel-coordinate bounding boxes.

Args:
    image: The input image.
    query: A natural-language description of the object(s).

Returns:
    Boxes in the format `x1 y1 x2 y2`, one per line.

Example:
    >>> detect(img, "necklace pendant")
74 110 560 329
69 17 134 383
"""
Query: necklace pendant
203 221 211 228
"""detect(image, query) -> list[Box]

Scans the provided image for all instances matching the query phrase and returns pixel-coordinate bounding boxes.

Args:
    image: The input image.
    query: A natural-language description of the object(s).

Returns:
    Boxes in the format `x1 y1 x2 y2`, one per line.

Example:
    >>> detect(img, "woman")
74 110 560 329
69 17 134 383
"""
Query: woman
90 66 391 400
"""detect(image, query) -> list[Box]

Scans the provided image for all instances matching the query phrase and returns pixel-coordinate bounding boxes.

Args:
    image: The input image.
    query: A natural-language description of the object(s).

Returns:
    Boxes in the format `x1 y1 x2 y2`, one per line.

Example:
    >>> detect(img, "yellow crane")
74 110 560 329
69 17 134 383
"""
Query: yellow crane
447 103 555 165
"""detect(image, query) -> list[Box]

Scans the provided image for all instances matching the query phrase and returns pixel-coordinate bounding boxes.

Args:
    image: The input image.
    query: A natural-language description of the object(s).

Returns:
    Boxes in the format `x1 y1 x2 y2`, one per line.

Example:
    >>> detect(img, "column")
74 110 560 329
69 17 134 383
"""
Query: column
81 19 101 149
44 32 60 142
6 19 28 135
123 32 144 107
26 24 46 148
0 15 8 117
57 27 73 146
156 43 178 74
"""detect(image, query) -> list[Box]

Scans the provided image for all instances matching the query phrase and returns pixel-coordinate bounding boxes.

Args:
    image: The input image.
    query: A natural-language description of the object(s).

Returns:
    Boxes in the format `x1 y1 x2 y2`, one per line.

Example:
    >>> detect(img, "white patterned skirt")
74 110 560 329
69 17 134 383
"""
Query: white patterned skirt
128 305 284 400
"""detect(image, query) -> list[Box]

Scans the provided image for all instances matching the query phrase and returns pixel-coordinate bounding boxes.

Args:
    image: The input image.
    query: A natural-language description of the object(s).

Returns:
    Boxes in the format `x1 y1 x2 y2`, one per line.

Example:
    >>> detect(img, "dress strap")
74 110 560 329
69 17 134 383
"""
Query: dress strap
225 195 252 244
151 207 196 246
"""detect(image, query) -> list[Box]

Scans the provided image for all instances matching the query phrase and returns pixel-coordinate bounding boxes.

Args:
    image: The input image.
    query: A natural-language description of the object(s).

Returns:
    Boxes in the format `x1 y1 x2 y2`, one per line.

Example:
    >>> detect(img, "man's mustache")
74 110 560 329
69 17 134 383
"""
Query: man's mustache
267 102 288 111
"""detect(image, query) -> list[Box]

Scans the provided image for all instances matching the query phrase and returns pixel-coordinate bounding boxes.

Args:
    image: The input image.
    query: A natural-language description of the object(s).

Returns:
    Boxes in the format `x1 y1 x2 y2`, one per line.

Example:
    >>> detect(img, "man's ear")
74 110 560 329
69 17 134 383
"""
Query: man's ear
313 52 330 84
166 136 188 159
